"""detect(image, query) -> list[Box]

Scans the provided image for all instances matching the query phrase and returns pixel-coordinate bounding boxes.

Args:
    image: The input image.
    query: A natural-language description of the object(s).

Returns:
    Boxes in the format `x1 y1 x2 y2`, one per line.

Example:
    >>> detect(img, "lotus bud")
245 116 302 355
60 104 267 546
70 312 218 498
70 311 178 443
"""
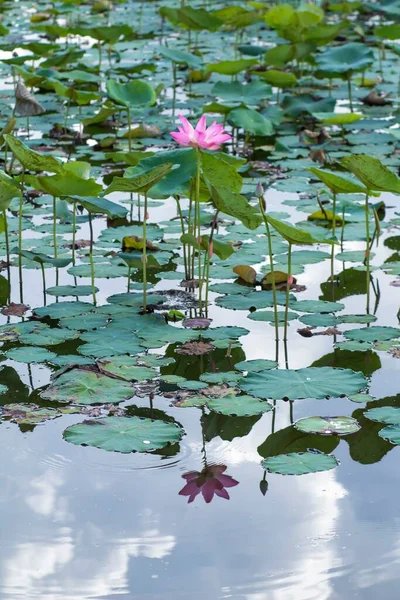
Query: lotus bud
145 211 149 220
209 242 213 258
141 255 148 264
256 181 264 198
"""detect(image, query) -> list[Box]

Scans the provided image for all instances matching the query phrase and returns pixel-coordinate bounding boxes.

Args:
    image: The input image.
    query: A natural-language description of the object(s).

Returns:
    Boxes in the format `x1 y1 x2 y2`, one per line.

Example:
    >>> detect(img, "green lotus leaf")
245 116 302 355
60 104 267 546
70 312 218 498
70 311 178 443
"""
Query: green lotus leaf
234 359 277 372
63 416 183 453
340 155 400 193
290 299 344 313
47 285 98 297
294 416 360 436
262 450 339 475
207 395 273 417
254 69 297 88
4 135 64 173
41 369 134 404
6 347 57 363
106 79 156 108
378 425 400 445
98 356 157 382
344 326 400 343
206 58 258 76
158 45 202 68
316 42 374 77
364 407 400 425
240 367 367 400
228 107 274 136
212 81 271 104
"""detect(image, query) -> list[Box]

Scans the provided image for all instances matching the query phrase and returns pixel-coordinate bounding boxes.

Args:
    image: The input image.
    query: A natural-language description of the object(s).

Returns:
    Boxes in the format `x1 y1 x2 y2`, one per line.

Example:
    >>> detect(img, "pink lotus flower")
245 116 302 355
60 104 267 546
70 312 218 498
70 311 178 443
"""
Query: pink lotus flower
179 464 239 504
170 114 231 150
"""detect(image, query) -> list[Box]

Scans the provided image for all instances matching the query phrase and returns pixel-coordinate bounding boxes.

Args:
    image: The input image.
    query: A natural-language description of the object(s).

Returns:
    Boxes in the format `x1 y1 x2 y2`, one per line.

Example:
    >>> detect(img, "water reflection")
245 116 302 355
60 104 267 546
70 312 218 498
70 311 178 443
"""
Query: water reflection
179 464 239 504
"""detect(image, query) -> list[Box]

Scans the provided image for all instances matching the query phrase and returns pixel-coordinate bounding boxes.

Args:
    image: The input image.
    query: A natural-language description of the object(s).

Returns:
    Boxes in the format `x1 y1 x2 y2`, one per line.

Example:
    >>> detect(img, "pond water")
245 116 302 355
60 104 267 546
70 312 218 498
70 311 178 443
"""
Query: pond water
0 0 400 598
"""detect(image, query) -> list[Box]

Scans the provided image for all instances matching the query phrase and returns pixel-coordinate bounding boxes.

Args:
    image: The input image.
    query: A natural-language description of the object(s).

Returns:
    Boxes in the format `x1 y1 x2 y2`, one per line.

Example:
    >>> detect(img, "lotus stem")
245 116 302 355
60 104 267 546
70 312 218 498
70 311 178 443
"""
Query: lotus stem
72 202 77 265
52 196 58 259
127 266 131 293
259 198 279 343
88 212 97 306
142 192 148 312
204 210 219 312
195 148 202 312
365 192 370 314
172 64 177 118
18 171 25 303
347 76 353 112
330 191 336 286
127 106 132 152
175 195 188 279
283 243 292 342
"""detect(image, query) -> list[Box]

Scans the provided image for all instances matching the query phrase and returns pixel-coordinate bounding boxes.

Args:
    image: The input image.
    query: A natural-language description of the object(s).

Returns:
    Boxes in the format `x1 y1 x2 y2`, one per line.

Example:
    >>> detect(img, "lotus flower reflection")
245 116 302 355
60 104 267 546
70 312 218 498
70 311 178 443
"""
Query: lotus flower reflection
179 465 239 504
170 114 231 150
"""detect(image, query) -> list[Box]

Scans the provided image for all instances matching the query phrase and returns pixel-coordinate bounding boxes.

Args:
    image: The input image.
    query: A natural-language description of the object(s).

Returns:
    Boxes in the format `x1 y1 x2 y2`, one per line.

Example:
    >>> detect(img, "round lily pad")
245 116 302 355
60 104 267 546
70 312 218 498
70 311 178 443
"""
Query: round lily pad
234 359 278 372
47 285 99 297
289 300 344 313
207 394 273 417
378 425 400 445
294 416 360 436
41 369 134 404
239 367 367 400
98 357 157 382
261 450 339 475
248 310 298 323
63 416 183 453
364 407 400 425
6 346 57 363
344 326 400 343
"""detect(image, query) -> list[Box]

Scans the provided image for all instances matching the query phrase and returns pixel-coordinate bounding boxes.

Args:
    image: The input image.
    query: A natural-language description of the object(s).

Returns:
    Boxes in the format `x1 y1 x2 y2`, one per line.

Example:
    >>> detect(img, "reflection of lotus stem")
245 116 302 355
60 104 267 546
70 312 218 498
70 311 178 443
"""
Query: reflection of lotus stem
347 76 353 112
40 263 47 306
88 213 97 306
142 192 148 311
196 149 202 312
127 266 131 293
3 210 10 302
72 202 76 265
259 199 279 343
126 107 132 152
283 243 292 342
365 193 370 314
138 193 141 222
330 192 336 287
130 192 134 222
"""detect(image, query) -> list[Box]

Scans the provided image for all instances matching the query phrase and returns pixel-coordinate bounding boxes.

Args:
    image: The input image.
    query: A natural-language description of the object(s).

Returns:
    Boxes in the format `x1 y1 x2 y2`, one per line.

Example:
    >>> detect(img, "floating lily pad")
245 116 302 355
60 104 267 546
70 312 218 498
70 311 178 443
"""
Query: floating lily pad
46 285 99 297
344 326 400 343
262 450 339 475
248 310 298 323
240 367 367 400
41 369 134 404
348 393 376 404
207 395 273 417
98 357 157 382
289 300 344 313
63 416 183 453
378 426 400 445
234 359 278 372
199 372 242 385
6 347 57 363
364 407 400 425
294 416 360 436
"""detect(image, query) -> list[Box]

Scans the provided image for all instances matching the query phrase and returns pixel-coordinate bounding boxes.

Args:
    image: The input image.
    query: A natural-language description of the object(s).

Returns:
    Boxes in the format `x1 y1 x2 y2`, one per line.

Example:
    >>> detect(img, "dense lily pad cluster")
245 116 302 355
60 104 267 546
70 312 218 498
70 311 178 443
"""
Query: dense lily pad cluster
0 0 398 482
